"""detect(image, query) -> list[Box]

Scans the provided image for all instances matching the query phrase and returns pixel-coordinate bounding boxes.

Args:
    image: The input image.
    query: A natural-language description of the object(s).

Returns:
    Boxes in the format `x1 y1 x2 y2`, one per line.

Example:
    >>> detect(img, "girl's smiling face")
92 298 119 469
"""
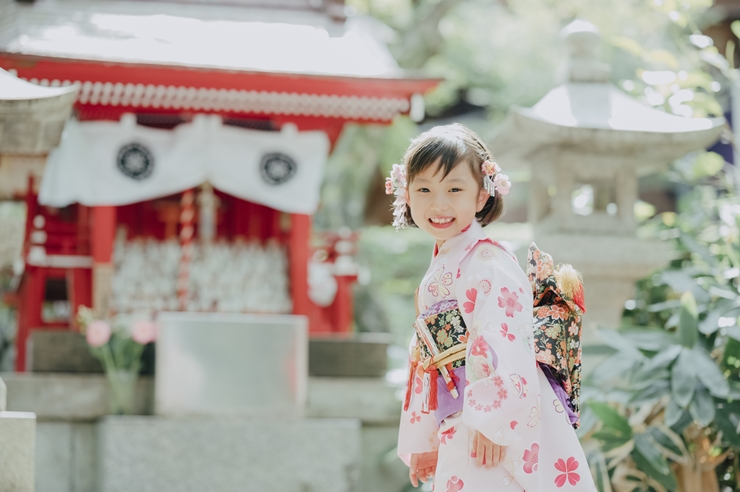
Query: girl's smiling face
406 159 489 246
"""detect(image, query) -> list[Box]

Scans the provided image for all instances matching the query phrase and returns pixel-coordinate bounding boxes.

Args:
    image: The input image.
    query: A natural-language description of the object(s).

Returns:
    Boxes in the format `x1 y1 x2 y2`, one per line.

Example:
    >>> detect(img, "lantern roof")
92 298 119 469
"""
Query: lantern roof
0 68 77 154
491 20 725 170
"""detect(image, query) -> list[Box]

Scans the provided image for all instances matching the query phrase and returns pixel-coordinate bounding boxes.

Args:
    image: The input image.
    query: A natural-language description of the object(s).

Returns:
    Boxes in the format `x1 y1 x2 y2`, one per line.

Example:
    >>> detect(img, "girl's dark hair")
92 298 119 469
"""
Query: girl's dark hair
402 123 504 227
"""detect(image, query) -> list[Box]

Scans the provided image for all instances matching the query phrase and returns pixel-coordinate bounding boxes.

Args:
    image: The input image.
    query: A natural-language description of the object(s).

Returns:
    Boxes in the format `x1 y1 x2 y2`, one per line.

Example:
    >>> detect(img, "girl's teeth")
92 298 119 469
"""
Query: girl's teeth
431 218 453 224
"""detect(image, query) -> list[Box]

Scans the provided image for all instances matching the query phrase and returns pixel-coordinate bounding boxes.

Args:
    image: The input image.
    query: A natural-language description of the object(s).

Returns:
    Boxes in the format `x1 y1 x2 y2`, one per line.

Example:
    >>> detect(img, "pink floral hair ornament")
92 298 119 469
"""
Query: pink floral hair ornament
385 163 409 230
481 160 511 197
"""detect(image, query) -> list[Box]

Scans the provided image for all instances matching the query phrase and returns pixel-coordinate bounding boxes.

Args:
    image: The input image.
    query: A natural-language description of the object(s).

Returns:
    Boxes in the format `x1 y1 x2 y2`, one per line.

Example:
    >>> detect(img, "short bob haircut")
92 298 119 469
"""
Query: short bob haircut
402 123 504 227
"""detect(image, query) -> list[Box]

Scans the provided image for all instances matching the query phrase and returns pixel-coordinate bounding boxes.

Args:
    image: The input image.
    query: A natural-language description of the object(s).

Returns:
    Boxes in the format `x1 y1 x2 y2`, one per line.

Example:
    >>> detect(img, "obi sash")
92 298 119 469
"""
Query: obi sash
404 300 468 426
527 243 586 429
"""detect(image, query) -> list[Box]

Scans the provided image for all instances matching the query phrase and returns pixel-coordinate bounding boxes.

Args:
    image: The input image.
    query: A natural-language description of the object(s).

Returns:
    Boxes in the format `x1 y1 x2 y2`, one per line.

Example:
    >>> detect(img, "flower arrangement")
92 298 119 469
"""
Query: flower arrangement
77 306 157 415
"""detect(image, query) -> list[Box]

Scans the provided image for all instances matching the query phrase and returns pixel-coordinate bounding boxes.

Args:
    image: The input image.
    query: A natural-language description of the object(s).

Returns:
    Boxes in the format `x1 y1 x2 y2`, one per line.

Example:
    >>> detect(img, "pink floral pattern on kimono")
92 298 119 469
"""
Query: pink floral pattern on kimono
397 220 596 492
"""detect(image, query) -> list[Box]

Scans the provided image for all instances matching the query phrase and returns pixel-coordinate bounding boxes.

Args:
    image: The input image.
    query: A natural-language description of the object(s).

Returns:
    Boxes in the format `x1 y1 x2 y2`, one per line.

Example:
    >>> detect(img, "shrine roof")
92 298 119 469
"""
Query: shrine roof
0 0 413 80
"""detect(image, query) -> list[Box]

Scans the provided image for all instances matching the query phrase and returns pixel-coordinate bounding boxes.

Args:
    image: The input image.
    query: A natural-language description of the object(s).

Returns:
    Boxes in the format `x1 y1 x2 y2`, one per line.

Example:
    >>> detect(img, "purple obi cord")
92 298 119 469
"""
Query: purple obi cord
539 364 579 426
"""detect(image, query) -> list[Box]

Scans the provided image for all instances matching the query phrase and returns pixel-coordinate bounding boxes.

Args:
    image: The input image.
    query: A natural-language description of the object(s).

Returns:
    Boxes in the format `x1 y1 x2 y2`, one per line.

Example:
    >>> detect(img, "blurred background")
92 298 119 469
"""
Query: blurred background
0 0 739 491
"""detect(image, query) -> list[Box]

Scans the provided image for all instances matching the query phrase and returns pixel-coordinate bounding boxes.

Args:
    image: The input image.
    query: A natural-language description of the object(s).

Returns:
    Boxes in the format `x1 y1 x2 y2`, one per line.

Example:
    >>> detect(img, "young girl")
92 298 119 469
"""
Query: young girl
388 124 595 491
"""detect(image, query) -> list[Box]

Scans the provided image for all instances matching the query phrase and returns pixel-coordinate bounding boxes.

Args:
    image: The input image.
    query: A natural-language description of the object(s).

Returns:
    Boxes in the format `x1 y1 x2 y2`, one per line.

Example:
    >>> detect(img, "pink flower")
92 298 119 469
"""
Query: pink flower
410 412 421 424
447 475 465 492
493 174 511 196
523 443 539 474
554 457 581 487
471 356 492 380
463 288 477 313
391 163 406 187
86 320 111 347
481 160 497 176
470 336 489 357
500 323 516 341
440 426 457 444
497 287 523 318
385 177 394 195
132 320 157 345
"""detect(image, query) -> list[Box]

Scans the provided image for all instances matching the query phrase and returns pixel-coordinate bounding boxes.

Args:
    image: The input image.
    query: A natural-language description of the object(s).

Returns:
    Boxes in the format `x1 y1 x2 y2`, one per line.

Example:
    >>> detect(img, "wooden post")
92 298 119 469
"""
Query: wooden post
91 206 116 317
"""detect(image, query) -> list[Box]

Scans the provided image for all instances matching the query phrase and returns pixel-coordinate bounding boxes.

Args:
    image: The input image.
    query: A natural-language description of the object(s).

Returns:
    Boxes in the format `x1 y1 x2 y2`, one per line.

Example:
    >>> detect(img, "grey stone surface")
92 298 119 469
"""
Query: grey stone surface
0 411 36 492
309 333 390 377
30 331 103 373
0 375 6 410
36 422 72 492
34 422 97 492
2 373 153 420
360 424 407 492
3 373 399 423
0 68 77 155
97 416 361 492
308 377 400 424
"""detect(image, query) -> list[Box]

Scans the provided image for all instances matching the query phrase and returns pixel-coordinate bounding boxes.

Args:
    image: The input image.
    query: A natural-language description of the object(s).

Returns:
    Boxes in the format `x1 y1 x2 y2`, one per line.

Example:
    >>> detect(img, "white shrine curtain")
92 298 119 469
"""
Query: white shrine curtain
39 116 330 214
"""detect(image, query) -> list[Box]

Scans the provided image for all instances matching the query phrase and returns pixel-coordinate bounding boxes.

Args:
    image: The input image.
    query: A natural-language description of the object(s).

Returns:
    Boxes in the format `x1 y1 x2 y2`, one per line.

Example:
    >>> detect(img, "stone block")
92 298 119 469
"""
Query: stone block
309 333 390 378
360 425 408 492
0 375 6 410
307 377 400 424
30 330 102 373
29 330 155 374
35 422 72 492
0 411 36 492
155 312 307 417
97 416 360 492
2 373 153 420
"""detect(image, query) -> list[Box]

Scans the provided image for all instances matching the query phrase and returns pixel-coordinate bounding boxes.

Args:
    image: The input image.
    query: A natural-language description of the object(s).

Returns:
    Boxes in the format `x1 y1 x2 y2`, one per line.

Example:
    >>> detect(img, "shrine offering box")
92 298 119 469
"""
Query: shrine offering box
155 312 308 417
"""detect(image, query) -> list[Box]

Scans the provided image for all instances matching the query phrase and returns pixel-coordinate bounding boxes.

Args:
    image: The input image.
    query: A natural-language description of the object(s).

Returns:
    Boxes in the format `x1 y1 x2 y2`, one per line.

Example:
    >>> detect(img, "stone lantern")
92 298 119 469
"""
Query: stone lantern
0 68 77 198
491 20 725 347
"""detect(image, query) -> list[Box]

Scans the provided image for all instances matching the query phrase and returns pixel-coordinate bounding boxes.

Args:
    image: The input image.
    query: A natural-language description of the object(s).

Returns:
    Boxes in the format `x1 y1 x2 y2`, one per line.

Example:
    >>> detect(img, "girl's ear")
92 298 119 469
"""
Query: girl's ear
476 188 489 212
404 188 410 204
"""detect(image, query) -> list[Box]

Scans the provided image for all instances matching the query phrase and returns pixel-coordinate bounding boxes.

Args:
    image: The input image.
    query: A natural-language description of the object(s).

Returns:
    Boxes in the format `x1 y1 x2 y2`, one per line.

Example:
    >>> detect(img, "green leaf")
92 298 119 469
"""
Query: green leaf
590 353 638 384
726 326 740 342
619 328 676 352
692 347 730 398
630 380 670 405
631 445 677 491
671 348 698 408
589 401 633 439
597 329 643 359
646 425 686 460
640 344 682 374
715 408 740 447
689 386 716 427
585 447 613 492
731 20 740 39
634 432 670 475
680 233 719 268
665 398 684 427
691 151 725 179
679 291 699 347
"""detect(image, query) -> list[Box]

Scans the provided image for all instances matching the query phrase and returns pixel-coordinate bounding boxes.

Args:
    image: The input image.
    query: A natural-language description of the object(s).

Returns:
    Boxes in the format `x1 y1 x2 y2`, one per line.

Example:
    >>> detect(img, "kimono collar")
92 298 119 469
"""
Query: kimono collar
432 220 488 258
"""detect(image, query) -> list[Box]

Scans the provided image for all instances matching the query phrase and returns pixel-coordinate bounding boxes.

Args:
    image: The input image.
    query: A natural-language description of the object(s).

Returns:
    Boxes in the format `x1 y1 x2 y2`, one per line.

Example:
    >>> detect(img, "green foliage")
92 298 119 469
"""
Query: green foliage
584 159 740 490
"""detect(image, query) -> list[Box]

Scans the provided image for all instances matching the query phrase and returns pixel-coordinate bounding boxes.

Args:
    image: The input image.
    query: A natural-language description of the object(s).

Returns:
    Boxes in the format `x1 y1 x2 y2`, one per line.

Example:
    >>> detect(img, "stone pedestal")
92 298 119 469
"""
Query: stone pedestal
0 410 36 492
97 416 360 492
309 333 390 377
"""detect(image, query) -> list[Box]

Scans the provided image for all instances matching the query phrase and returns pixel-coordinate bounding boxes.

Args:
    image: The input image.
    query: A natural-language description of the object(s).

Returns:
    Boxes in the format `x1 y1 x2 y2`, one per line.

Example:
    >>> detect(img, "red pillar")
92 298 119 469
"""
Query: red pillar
332 275 357 333
15 268 45 372
91 206 116 316
288 214 322 332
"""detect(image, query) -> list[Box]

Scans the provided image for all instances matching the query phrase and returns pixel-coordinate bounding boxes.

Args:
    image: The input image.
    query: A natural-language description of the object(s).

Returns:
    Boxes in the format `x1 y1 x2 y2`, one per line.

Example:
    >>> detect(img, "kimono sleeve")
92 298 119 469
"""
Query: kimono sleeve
458 242 543 489
397 332 440 467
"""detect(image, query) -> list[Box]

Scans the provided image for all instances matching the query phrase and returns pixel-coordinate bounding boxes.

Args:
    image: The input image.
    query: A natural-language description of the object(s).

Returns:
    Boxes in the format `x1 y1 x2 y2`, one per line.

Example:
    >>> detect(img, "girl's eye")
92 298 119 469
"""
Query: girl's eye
450 188 462 192
417 188 430 193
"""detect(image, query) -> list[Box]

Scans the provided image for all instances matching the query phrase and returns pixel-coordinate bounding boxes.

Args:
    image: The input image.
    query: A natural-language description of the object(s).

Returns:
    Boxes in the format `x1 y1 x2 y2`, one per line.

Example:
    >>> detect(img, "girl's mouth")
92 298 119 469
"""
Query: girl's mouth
429 217 455 229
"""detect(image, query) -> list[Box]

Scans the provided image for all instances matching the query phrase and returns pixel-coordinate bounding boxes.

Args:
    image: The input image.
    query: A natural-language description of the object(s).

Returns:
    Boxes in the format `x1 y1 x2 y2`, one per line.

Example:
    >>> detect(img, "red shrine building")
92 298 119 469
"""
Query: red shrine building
0 0 439 371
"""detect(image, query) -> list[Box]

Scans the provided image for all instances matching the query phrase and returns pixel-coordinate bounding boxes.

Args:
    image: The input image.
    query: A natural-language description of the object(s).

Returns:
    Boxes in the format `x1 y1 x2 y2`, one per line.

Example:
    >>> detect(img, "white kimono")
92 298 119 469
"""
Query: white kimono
397 221 596 491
